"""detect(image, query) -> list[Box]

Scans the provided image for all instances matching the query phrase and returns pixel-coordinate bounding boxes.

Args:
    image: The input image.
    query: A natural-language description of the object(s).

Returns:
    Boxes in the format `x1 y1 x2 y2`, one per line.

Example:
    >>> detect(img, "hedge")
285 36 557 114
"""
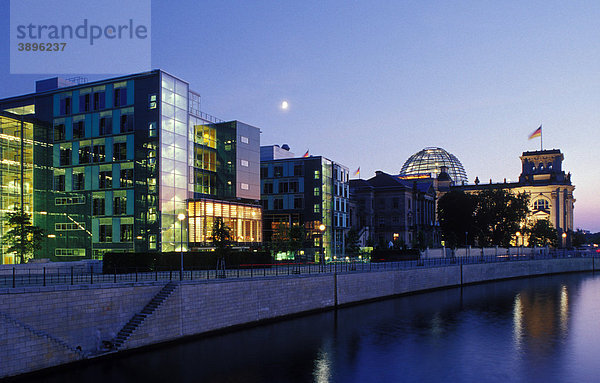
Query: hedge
102 251 272 274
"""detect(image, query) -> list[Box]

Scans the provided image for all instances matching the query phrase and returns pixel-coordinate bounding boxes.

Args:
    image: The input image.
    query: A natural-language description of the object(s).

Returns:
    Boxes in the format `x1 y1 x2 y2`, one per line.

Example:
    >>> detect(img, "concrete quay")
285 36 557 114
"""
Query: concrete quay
0 257 596 378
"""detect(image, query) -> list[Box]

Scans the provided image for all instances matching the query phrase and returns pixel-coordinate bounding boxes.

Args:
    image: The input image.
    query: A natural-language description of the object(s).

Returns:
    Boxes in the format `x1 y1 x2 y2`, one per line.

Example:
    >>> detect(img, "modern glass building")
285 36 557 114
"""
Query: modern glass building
0 70 261 263
260 147 350 261
400 147 468 184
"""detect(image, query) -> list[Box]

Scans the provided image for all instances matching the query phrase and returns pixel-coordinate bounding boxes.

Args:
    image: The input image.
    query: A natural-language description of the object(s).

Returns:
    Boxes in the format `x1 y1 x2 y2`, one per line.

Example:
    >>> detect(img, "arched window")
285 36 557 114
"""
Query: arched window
533 199 549 211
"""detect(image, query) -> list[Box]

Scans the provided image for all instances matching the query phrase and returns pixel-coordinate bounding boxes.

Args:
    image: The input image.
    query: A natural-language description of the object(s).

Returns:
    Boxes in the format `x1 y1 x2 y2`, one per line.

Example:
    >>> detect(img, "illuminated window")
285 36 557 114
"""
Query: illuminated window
314 204 320 213
534 199 549 211
241 159 249 167
314 187 320 196
314 170 320 179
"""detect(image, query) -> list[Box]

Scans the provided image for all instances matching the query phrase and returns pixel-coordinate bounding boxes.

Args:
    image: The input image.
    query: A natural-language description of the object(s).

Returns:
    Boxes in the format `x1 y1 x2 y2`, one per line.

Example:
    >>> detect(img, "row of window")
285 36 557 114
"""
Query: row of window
55 248 86 257
261 164 304 178
58 87 128 116
59 141 130 166
54 168 133 191
55 196 85 205
98 223 133 242
92 195 129 216
55 114 133 142
55 222 85 231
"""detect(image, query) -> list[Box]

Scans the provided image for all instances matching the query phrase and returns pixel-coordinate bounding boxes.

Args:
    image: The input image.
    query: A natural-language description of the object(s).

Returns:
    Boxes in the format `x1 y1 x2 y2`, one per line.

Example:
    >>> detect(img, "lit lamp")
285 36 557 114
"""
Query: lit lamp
562 232 567 248
516 231 521 256
178 213 186 280
319 224 326 265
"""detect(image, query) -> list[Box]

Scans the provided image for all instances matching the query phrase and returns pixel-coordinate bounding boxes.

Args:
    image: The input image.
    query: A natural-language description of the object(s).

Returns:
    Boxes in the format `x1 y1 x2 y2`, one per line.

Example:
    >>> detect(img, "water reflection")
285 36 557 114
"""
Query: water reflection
15 273 600 383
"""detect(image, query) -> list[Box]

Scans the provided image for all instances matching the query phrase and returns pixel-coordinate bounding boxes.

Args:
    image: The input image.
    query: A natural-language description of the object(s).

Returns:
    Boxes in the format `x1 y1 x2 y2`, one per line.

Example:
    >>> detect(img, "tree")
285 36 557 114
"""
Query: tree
212 217 232 274
1 209 44 264
271 223 306 261
438 190 477 248
473 189 529 247
526 219 558 248
345 228 360 256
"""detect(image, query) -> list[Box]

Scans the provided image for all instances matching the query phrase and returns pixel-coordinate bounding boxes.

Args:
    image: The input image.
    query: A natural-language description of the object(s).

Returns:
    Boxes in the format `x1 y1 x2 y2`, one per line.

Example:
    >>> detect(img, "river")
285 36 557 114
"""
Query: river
15 272 600 382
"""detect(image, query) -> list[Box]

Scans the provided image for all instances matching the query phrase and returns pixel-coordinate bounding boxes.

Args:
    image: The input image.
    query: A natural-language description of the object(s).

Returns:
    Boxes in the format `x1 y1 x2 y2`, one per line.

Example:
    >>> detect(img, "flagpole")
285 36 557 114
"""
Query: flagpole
540 125 543 151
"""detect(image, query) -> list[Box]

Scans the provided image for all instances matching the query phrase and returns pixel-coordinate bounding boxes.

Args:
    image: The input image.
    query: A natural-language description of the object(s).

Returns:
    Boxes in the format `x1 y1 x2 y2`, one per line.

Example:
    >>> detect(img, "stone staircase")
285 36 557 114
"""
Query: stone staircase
0 311 86 358
112 281 178 350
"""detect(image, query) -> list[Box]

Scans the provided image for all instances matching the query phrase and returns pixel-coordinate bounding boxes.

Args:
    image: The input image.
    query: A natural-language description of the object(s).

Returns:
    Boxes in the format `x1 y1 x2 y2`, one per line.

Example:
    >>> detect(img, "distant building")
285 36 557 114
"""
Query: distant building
261 148 349 261
454 149 575 246
0 70 261 263
349 171 438 249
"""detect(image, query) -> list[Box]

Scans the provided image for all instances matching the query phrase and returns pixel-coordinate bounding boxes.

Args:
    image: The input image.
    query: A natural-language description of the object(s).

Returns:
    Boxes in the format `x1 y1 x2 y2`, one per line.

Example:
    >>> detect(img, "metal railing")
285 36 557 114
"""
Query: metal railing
0 250 595 289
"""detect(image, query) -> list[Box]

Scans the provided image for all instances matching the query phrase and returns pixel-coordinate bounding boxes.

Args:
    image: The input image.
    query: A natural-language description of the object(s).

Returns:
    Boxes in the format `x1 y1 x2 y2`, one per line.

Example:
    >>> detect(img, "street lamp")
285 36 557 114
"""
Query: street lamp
516 231 521 256
319 224 326 266
178 213 185 280
562 232 567 250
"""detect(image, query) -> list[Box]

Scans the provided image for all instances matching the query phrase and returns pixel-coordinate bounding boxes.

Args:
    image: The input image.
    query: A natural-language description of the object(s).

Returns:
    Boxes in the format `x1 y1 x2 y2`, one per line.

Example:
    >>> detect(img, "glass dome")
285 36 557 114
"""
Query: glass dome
400 147 468 183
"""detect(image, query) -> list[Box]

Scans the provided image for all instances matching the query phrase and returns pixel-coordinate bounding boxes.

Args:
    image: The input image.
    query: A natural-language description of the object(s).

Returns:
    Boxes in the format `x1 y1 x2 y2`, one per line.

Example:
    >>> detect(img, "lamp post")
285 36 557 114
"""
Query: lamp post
319 224 326 268
178 213 185 280
516 231 521 256
562 232 567 255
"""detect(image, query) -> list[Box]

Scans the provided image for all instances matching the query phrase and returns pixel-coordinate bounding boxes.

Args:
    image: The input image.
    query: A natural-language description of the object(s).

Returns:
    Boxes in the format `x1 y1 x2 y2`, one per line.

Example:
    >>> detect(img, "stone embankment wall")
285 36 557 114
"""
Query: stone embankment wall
0 258 596 378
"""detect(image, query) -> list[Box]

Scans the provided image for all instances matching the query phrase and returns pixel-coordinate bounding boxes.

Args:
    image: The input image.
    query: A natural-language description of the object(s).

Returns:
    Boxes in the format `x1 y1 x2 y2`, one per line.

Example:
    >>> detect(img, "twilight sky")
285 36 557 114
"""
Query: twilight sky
1 1 599 231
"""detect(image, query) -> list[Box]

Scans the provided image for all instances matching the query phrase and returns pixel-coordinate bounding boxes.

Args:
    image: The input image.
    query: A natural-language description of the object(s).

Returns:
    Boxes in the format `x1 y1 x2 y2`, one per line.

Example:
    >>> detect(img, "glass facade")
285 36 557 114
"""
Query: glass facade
159 73 190 252
0 112 36 264
188 199 262 246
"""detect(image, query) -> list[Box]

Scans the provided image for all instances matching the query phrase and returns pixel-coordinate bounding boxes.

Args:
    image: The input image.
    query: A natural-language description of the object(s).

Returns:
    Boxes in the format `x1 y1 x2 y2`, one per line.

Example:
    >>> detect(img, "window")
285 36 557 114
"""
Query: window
92 144 105 163
241 136 249 144
280 182 289 193
149 122 157 137
93 196 105 215
99 224 112 242
93 91 106 110
274 166 283 177
99 170 112 189
314 204 321 213
120 168 133 187
54 174 65 191
113 142 127 161
120 224 133 242
59 96 71 115
148 94 157 110
314 170 320 179
260 167 268 178
55 222 85 231
534 199 549 211
73 171 84 190
54 123 65 141
263 183 273 194
241 159 249 167
114 195 127 215
55 196 85 205
294 197 303 209
294 164 303 176
99 116 112 135
80 93 90 112
289 181 298 193
241 183 249 190
114 87 127 107
314 187 320 197
73 120 84 139
59 146 71 166
79 145 91 164
274 198 283 210
393 198 399 209
120 113 134 132
149 234 157 249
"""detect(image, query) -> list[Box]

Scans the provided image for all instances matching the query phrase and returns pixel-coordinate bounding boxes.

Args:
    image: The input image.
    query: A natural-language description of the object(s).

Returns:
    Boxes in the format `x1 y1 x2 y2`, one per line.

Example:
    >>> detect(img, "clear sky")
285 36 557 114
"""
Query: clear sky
1 1 598 231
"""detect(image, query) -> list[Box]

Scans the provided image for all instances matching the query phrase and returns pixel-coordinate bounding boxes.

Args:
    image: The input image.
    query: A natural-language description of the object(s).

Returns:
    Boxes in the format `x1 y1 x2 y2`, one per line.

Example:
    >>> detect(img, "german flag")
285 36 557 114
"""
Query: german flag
529 125 542 140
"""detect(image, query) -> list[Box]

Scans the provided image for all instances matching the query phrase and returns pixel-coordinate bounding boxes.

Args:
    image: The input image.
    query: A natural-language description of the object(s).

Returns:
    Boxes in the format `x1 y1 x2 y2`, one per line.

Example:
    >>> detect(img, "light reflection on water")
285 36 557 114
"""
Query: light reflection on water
15 272 600 383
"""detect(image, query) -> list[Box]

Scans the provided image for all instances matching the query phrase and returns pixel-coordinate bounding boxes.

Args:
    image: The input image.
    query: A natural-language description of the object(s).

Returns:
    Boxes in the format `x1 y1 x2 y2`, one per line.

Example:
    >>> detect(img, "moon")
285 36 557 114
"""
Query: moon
281 101 289 110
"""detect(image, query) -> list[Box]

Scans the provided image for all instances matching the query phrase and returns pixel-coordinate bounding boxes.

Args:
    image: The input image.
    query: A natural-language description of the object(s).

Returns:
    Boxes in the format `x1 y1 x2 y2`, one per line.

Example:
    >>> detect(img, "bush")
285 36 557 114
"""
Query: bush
102 251 272 274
